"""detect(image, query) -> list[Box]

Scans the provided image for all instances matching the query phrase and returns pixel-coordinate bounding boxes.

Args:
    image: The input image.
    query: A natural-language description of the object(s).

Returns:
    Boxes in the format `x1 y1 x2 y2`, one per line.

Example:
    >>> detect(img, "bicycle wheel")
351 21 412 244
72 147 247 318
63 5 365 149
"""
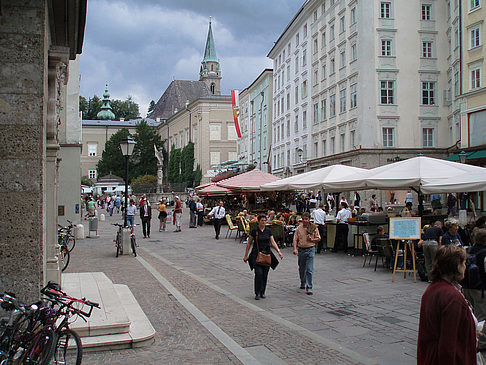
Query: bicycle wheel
59 246 70 272
23 327 56 365
53 328 82 365
66 236 76 252
131 236 137 257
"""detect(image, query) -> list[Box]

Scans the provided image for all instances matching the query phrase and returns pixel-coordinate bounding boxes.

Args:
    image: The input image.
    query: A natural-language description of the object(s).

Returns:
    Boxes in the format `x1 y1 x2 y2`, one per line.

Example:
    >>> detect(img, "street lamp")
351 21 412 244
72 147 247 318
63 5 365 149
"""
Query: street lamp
459 150 467 164
120 136 136 227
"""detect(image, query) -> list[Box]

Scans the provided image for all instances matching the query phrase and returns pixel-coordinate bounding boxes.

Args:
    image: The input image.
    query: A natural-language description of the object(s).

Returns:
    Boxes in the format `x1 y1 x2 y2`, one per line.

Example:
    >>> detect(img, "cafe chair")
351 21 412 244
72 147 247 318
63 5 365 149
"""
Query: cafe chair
271 221 285 248
362 233 381 271
239 217 250 243
225 214 238 238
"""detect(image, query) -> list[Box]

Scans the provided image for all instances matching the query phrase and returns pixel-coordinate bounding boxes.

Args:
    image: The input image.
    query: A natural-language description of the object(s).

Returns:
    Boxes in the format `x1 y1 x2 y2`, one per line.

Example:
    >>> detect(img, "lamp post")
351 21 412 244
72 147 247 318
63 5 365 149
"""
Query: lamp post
120 136 136 227
459 150 467 164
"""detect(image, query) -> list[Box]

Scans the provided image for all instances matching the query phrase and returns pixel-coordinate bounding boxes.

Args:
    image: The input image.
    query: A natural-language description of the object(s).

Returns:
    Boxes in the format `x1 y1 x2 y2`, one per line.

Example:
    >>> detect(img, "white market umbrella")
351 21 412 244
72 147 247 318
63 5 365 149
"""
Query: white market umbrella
260 165 368 191
421 170 486 193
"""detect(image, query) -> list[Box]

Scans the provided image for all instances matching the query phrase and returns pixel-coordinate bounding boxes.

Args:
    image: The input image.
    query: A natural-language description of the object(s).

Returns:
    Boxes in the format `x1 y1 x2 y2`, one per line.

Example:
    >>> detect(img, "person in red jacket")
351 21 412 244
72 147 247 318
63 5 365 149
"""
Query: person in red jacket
417 245 479 365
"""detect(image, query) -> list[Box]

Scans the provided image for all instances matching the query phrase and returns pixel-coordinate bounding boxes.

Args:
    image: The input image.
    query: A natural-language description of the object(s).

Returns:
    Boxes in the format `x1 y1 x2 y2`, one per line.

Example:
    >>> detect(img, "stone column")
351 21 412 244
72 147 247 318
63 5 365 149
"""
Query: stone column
45 47 69 285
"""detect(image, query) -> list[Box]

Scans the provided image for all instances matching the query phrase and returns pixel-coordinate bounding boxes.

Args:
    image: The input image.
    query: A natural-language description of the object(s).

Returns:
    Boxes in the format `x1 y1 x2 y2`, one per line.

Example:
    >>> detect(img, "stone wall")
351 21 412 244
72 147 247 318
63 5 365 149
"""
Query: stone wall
0 1 47 302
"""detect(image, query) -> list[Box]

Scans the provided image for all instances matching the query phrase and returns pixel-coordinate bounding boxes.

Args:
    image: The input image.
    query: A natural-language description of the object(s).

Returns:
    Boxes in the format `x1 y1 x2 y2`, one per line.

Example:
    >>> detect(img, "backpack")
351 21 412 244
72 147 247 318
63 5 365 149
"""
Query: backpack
462 248 486 291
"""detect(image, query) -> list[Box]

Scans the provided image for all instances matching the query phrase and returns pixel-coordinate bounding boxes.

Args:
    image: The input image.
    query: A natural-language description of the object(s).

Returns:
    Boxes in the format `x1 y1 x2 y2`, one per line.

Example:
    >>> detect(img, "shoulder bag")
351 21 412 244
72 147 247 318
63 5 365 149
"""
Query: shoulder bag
255 229 271 267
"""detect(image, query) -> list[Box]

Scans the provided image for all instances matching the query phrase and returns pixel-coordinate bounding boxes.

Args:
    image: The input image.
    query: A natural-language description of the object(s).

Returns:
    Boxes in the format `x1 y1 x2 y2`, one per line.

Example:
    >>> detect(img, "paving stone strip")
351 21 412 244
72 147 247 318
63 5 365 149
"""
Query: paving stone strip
140 248 377 365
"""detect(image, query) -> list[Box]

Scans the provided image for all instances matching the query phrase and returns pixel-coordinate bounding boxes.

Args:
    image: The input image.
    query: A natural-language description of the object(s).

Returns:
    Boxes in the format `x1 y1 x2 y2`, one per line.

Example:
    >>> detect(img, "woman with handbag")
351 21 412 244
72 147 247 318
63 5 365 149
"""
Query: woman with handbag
243 215 283 300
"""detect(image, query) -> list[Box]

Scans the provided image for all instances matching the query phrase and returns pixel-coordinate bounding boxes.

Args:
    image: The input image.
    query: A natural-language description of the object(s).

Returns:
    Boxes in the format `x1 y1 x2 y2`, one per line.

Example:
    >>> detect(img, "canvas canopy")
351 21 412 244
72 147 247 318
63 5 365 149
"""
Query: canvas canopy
421 170 486 193
217 169 280 192
260 165 367 191
198 183 233 196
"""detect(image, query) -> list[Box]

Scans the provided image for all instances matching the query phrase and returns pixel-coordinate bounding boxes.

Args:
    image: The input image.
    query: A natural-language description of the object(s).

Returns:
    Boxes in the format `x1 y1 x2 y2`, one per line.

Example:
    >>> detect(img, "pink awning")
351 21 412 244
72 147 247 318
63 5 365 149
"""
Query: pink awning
195 182 213 190
198 184 233 196
217 169 281 192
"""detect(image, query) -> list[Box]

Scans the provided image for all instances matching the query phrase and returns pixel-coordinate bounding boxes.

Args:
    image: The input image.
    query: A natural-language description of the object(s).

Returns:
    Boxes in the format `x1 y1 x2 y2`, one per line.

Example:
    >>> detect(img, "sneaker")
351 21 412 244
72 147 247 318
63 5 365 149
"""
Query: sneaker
260 294 266 299
254 295 260 300
300 284 305 289
306 289 313 295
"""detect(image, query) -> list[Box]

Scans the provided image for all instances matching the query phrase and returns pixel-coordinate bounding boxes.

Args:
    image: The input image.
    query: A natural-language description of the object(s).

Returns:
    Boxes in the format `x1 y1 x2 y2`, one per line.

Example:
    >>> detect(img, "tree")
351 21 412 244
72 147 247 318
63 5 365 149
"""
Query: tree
180 142 195 187
111 96 140 120
194 164 202 187
168 146 181 184
96 128 131 179
79 95 103 120
147 100 155 117
81 176 93 186
131 120 164 178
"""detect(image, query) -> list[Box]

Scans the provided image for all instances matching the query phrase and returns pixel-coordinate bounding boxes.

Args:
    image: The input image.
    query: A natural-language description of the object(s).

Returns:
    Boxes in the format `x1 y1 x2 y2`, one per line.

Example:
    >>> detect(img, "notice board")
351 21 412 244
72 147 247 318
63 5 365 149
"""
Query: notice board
389 217 422 240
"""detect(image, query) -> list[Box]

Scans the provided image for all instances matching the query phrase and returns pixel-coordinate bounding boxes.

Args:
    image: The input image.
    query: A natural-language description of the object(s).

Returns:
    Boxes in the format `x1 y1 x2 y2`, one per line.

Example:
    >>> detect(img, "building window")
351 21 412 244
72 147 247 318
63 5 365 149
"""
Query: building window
331 136 335 154
304 24 308 38
330 24 335 41
351 43 357 61
313 10 318 22
295 85 299 103
382 127 395 147
287 119 290 136
380 81 395 104
313 69 319 85
422 41 433 58
281 123 284 139
381 2 391 18
313 103 319 124
302 49 307 66
295 57 299 73
286 93 290 110
422 4 432 20
322 2 326 13
287 66 290 81
381 39 392 56
330 94 336 117
470 26 481 48
303 110 307 129
350 130 355 148
88 170 97 180
296 33 300 46
351 7 356 24
322 139 327 156
314 142 319 157
283 50 286 60
295 115 299 132
209 124 221 140
340 50 346 67
423 128 434 147
454 70 460 96
471 67 481 89
340 16 345 33
322 64 327 79
330 57 336 74
321 99 327 120
340 133 345 152
339 89 346 112
313 39 318 54
210 151 221 166
470 0 480 11
302 80 308 98
322 32 326 48
422 81 436 105
287 150 290 166
350 84 357 108
288 43 291 55
87 143 97 157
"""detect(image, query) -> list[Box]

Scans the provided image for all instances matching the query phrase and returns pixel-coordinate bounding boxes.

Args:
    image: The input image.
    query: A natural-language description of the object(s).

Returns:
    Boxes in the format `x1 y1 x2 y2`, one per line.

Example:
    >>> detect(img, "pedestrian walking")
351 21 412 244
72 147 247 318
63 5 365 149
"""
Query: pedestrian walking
158 199 167 231
196 198 204 227
311 203 326 253
188 197 197 228
243 215 283 300
417 245 477 364
87 198 96 217
353 191 361 209
115 195 121 213
293 212 321 295
208 200 225 239
173 196 182 232
126 199 136 227
140 198 152 238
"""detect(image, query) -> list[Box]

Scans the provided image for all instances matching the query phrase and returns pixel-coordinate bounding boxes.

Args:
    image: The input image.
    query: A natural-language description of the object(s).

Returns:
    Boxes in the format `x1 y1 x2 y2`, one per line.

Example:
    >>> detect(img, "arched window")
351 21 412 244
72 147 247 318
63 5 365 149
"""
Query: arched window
210 83 215 94
211 64 214 71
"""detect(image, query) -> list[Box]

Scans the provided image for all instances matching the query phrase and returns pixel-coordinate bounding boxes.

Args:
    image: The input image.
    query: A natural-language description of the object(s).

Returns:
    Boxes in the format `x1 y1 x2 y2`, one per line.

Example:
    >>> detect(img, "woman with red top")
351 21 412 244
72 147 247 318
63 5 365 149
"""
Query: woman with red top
417 245 479 365
173 196 183 232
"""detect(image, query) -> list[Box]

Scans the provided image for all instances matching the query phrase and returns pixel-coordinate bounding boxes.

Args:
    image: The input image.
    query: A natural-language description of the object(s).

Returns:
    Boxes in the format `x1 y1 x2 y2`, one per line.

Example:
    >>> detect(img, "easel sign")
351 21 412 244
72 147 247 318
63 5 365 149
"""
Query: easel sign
389 217 421 283
389 217 421 240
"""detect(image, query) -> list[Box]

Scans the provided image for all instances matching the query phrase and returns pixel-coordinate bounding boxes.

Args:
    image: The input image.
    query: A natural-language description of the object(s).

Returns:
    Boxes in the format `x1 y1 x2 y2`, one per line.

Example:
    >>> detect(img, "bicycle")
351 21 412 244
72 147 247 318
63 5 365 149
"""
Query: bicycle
113 223 137 257
57 241 70 272
58 220 75 252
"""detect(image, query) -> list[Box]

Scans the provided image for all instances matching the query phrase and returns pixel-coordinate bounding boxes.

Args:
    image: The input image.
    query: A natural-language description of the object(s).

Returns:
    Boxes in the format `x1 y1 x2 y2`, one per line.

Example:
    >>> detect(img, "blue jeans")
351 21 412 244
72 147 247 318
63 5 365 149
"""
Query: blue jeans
127 215 134 227
254 264 270 296
298 247 315 290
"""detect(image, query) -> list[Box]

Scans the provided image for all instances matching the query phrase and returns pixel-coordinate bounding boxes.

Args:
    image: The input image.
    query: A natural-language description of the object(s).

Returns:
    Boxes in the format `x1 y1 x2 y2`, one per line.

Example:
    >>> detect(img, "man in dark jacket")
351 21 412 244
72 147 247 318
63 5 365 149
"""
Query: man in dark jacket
140 198 152 238
188 197 197 228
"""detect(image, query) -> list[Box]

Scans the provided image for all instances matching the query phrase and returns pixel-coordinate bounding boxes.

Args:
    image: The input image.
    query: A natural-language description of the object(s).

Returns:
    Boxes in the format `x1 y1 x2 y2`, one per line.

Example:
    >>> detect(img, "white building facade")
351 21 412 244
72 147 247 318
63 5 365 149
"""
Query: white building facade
237 69 273 172
268 0 451 177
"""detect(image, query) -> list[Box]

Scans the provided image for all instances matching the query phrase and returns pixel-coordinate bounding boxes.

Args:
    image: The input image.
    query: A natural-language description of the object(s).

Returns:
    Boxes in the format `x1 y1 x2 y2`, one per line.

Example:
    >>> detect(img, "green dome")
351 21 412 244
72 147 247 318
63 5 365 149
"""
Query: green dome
97 83 116 120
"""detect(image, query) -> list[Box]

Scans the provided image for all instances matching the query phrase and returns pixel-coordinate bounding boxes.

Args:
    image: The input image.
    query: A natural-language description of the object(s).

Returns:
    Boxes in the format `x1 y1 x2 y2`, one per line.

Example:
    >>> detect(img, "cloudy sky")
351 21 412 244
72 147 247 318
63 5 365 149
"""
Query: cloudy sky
79 0 304 117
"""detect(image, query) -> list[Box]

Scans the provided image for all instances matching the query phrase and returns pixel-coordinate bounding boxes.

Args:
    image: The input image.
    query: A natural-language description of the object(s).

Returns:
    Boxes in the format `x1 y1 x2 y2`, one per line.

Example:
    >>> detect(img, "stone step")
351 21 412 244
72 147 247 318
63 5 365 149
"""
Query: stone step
62 272 130 337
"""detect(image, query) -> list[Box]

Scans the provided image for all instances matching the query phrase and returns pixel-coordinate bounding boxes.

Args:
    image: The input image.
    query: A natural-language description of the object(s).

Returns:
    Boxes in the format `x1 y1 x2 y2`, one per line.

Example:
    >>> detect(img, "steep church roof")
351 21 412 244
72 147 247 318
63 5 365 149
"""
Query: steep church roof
202 19 218 63
96 84 116 120
148 80 210 120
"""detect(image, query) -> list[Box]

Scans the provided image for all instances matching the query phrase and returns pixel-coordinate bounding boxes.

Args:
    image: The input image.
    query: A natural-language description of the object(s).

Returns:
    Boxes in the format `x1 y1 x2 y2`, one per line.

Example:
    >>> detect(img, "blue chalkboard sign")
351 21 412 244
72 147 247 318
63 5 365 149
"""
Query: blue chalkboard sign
389 217 422 240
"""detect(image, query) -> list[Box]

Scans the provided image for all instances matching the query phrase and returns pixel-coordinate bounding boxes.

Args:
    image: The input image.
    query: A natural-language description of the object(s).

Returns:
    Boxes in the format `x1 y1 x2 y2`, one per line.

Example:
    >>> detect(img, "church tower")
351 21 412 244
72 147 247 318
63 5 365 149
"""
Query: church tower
199 18 221 95
96 84 116 120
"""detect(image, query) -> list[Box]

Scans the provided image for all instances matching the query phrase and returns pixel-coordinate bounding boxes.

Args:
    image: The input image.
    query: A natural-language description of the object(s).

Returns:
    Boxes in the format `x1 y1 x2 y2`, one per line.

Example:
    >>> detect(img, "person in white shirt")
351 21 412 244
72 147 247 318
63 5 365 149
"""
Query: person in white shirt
312 203 326 253
126 200 137 227
332 202 352 253
208 200 226 239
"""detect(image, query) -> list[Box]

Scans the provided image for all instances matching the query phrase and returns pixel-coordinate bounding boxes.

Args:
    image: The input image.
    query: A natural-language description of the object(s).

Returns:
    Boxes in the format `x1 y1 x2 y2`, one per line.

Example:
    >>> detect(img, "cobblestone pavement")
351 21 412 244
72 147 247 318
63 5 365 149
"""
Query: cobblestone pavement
68 210 426 364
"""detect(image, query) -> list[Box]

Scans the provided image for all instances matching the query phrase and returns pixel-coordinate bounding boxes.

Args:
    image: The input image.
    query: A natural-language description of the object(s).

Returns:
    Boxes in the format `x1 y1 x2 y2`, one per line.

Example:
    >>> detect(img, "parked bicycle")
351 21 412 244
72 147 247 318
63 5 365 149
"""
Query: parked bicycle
58 220 75 252
57 241 70 272
113 223 137 257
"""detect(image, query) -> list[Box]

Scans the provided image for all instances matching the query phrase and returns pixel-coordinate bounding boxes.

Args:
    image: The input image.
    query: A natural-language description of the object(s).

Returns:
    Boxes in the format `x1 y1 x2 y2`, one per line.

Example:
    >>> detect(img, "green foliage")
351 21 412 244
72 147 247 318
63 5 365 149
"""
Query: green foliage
131 174 157 186
81 176 93 186
181 142 195 187
79 95 103 120
111 96 140 120
147 100 155 116
194 164 202 187
96 128 131 179
168 146 181 184
131 120 164 178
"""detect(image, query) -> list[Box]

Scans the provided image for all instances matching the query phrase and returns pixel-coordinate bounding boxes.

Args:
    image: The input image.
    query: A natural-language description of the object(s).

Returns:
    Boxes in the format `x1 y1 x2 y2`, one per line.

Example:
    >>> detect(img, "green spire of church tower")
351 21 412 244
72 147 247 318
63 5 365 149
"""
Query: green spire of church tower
200 17 221 95
97 83 116 120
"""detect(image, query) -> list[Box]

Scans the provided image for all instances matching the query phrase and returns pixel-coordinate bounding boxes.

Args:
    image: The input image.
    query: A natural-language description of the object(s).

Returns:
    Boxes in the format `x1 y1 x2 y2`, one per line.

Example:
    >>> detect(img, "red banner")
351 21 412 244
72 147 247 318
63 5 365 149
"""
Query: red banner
231 90 242 138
